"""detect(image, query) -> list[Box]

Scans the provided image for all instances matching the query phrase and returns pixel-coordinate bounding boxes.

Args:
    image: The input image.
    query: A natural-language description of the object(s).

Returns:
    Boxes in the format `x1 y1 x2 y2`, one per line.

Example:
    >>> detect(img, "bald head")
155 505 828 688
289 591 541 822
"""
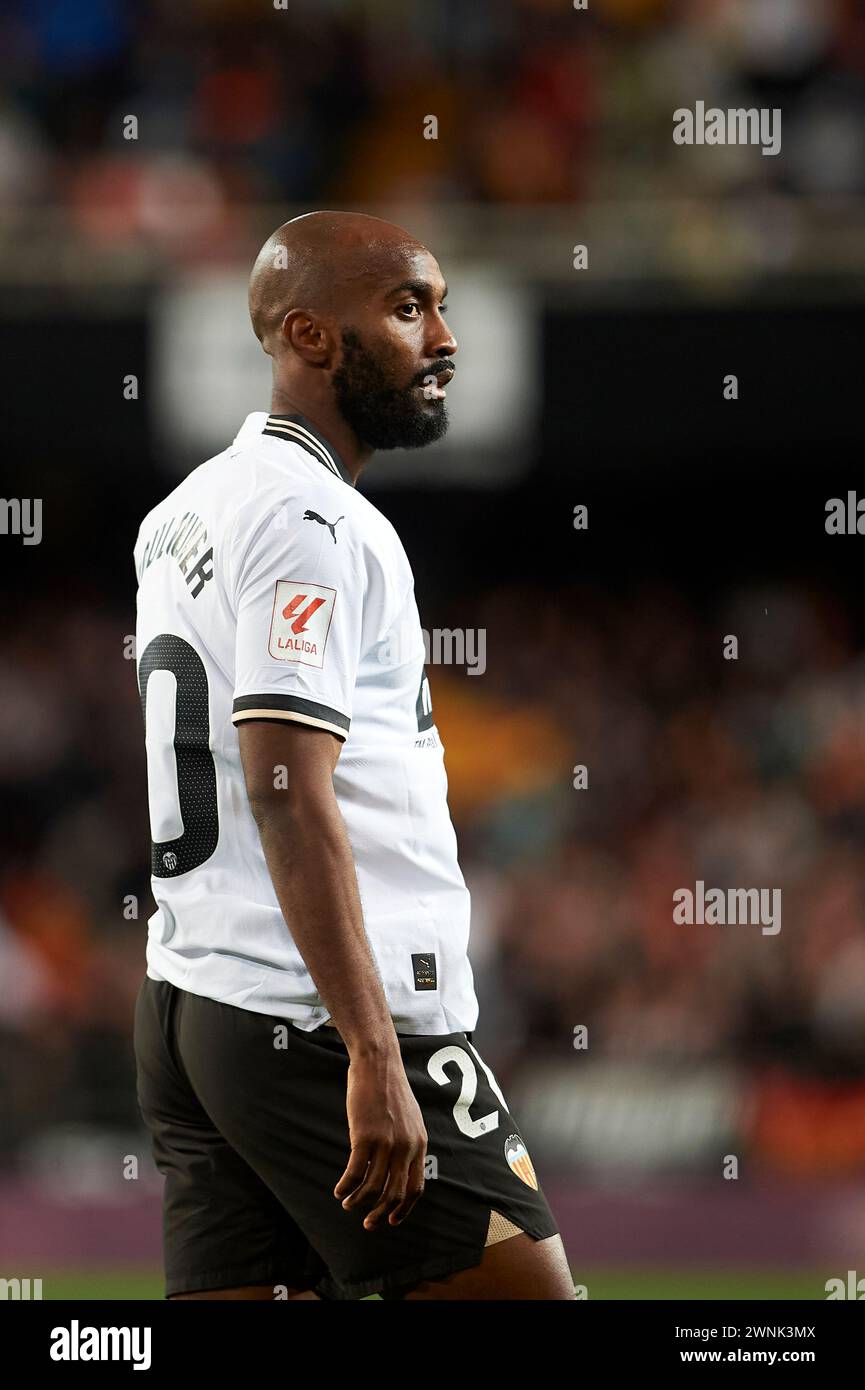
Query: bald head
248 210 426 355
247 211 456 459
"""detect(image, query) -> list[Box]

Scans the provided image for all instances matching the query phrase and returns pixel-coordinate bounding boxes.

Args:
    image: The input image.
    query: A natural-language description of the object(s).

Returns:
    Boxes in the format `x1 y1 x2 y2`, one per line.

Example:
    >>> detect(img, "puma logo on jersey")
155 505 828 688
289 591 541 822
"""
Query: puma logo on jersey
303 509 344 544
412 952 437 990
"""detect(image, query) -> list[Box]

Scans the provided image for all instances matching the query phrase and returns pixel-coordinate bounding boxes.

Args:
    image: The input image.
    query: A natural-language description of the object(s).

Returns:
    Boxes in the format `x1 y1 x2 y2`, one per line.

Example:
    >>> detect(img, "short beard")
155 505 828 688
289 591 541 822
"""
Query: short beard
332 326 450 451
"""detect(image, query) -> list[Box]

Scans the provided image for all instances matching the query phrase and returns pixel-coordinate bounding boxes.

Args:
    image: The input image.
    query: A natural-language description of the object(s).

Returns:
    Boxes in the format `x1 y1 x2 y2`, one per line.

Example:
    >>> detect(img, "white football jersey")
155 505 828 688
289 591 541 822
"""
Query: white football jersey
134 411 477 1035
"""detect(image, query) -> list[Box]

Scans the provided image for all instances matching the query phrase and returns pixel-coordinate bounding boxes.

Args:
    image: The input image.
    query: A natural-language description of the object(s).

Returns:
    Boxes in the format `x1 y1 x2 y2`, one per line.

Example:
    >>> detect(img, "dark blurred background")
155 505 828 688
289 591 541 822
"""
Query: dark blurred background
1 0 865 1297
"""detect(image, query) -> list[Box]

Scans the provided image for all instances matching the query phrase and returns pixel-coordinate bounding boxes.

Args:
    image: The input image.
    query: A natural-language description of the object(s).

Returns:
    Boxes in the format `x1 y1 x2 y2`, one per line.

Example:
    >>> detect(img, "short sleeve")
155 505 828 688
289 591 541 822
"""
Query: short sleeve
230 504 364 742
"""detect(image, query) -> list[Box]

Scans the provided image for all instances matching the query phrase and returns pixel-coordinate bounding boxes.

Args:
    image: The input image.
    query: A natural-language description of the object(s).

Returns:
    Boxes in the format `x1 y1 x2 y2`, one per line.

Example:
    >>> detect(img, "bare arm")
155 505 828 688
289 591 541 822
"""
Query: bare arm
238 719 427 1229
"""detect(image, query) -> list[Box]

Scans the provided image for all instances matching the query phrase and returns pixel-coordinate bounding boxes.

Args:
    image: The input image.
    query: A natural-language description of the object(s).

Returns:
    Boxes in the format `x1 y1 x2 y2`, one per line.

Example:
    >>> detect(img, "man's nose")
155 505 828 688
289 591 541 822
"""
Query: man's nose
428 321 457 358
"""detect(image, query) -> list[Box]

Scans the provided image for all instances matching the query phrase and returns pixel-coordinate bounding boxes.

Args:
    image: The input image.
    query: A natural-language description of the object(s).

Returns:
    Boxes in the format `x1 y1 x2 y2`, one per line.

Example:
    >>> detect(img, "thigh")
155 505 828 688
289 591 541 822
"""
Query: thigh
133 976 323 1299
174 1002 565 1301
399 1232 575 1300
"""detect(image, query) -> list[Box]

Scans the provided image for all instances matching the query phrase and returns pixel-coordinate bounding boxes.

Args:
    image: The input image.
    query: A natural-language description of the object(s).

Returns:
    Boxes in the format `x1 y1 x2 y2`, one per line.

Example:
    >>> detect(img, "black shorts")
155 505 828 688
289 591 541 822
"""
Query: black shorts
133 974 559 1299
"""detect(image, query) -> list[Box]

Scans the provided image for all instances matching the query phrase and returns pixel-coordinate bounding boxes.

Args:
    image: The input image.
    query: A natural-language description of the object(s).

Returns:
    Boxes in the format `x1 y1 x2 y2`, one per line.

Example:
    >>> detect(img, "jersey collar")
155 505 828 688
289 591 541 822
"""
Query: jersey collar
262 412 353 486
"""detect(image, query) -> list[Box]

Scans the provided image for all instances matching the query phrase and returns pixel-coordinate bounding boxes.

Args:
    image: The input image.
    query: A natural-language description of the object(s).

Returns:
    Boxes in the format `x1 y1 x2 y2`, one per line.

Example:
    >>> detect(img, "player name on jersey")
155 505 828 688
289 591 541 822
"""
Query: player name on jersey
139 510 214 598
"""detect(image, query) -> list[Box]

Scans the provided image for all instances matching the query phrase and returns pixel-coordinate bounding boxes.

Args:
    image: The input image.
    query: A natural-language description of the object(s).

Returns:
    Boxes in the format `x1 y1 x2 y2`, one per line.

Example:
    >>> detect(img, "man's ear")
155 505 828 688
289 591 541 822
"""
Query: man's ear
281 309 334 366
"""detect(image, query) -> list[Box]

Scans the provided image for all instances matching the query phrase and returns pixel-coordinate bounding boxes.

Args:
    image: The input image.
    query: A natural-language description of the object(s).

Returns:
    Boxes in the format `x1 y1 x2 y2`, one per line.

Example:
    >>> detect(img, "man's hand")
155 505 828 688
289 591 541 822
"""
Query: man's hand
334 1050 428 1230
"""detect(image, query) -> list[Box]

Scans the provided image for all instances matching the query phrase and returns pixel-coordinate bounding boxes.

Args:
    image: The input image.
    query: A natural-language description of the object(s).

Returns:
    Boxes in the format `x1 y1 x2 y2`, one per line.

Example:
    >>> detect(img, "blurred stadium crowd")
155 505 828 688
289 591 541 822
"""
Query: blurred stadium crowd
3 580 865 1166
0 0 863 236
1 0 864 1192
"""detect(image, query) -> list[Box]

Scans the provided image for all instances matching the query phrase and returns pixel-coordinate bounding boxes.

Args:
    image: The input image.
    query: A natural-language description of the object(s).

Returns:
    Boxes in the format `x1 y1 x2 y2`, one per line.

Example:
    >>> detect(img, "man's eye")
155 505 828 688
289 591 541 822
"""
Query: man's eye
400 303 420 317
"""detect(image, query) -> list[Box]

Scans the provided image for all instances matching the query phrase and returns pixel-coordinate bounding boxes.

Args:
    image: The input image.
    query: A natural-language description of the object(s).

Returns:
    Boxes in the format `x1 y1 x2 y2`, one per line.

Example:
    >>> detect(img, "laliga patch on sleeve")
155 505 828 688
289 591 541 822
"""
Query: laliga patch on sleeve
268 580 336 667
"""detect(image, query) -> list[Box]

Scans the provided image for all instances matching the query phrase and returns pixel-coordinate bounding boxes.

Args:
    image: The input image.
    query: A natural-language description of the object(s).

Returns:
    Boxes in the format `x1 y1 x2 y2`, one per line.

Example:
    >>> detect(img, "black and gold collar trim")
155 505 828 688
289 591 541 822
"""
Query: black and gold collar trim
262 413 353 486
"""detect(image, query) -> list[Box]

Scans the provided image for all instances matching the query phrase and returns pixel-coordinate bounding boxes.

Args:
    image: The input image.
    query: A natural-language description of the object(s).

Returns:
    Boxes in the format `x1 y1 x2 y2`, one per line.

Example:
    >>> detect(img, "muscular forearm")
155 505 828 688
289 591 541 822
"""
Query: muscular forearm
238 725 427 1230
250 795 400 1060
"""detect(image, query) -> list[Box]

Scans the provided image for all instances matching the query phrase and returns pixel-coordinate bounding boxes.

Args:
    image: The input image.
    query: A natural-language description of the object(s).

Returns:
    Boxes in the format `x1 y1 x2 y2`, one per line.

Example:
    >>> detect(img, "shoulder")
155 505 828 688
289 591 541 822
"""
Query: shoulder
229 438 404 563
